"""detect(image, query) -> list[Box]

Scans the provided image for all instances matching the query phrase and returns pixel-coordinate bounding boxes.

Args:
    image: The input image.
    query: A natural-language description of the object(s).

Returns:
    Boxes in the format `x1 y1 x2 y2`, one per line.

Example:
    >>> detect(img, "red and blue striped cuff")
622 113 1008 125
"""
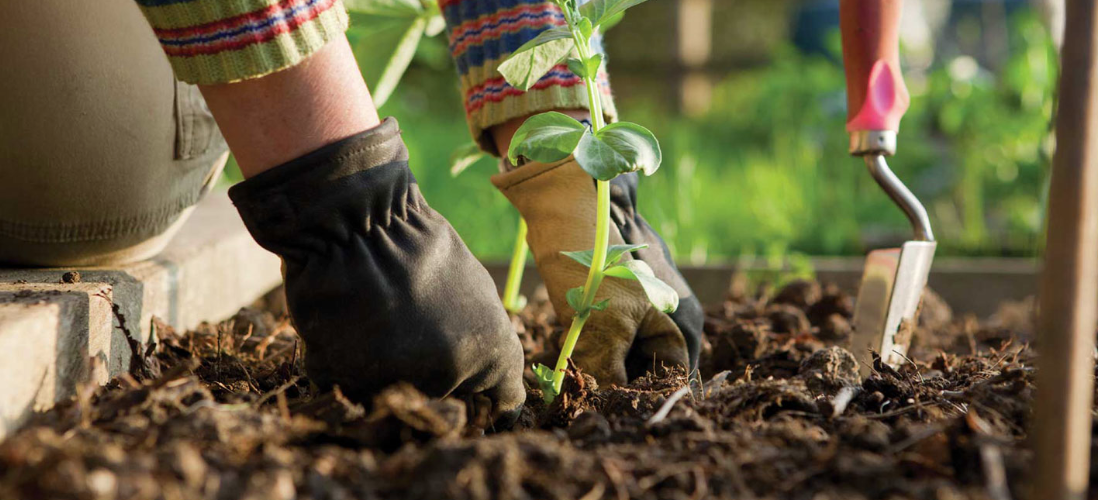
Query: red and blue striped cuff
136 0 350 84
442 0 617 154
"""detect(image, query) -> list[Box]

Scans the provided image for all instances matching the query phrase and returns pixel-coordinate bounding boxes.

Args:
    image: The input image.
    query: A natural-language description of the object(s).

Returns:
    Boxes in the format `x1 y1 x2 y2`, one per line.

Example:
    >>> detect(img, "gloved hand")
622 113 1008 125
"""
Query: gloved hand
492 159 703 386
229 118 526 425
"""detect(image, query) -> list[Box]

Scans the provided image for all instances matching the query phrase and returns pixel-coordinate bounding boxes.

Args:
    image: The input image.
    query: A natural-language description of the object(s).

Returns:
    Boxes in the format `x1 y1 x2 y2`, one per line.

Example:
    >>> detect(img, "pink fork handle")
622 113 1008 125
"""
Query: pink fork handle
846 60 908 131
840 0 909 132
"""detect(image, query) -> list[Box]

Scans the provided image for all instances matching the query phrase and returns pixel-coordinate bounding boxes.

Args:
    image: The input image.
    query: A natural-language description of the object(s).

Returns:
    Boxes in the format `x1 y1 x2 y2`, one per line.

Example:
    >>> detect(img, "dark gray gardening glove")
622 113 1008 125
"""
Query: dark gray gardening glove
229 118 525 425
609 172 704 373
492 159 702 386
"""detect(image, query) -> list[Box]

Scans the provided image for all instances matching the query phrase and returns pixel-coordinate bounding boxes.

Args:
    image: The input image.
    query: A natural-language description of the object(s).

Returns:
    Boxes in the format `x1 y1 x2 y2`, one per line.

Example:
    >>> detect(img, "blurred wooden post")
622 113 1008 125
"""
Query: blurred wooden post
675 0 712 116
1033 2 1098 499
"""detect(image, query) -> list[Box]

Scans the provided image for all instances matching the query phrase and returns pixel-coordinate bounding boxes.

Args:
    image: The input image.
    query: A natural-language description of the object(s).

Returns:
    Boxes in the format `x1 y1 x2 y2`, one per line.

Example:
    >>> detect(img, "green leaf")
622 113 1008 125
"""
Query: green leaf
561 249 594 268
371 16 427 107
345 0 422 17
579 0 651 28
574 130 626 181
532 363 558 402
507 112 587 165
498 30 575 90
603 261 679 313
599 11 626 32
575 121 662 180
566 286 586 312
604 243 648 267
597 122 662 175
510 27 573 55
591 299 611 311
567 57 587 78
449 142 485 177
578 18 594 40
562 243 646 270
584 54 604 78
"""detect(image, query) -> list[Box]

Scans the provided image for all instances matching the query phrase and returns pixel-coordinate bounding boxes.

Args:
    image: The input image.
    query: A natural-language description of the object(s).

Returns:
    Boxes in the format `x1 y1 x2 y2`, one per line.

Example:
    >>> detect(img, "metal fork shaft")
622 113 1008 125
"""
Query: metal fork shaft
864 154 934 242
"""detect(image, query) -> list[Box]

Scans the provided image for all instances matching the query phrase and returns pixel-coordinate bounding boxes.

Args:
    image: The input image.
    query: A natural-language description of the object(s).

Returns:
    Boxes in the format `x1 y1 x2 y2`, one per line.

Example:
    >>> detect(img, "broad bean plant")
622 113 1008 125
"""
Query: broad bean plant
498 0 677 402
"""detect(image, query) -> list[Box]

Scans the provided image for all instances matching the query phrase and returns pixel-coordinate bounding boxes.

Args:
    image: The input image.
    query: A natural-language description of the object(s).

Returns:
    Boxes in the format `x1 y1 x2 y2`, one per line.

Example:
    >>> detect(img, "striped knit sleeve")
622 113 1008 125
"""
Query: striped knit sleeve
135 0 350 85
442 0 617 155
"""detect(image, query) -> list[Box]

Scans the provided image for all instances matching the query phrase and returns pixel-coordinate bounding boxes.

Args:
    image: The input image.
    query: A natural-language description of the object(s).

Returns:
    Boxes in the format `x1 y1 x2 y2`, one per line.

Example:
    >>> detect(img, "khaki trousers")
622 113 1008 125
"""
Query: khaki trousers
0 0 229 267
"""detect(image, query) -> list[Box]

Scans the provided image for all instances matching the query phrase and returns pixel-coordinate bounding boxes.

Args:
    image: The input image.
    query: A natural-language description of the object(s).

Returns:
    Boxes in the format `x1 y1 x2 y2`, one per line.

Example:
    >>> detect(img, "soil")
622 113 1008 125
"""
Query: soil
0 279 1084 500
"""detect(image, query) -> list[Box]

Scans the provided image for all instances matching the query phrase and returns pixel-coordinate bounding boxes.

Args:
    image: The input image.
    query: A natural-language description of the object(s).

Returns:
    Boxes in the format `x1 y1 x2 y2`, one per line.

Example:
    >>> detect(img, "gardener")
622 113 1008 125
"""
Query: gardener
0 0 705 425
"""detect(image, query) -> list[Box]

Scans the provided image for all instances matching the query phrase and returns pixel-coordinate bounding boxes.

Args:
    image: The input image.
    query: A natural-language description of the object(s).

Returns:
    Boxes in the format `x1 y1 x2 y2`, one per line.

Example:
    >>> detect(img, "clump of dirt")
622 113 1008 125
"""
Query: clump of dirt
0 280 1080 500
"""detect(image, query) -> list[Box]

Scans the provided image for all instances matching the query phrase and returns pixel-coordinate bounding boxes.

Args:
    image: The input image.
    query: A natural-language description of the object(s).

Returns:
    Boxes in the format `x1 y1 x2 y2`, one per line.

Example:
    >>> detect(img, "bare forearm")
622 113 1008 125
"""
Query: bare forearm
198 37 381 178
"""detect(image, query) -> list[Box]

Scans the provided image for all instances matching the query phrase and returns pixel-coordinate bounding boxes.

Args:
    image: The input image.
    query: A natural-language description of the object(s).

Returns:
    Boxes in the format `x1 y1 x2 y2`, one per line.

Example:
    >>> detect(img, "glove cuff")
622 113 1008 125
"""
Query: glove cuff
489 158 599 257
228 117 421 253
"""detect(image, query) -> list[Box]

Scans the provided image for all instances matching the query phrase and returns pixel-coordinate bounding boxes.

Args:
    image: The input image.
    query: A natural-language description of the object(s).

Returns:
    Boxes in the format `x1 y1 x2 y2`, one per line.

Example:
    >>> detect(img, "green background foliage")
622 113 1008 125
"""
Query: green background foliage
223 7 1057 264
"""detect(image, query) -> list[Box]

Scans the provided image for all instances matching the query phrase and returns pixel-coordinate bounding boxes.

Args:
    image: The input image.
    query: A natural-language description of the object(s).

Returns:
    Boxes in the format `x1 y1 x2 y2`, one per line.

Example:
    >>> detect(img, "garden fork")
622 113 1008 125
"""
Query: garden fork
840 0 936 373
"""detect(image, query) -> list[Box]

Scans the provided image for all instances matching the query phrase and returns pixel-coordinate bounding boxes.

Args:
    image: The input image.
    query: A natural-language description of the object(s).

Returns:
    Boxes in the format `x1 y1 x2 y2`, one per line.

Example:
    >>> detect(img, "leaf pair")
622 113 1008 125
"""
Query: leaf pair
508 113 662 181
561 243 648 270
561 244 679 314
566 54 603 79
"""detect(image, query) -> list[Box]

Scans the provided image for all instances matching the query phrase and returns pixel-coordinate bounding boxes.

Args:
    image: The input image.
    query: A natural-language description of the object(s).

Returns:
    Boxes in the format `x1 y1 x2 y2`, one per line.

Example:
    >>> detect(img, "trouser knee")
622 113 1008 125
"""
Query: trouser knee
0 0 229 267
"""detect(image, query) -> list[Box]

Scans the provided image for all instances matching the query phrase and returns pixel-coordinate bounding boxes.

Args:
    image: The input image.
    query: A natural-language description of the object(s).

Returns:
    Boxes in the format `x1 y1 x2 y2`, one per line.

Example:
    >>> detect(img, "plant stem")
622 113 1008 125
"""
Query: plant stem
551 178 610 393
549 21 613 395
502 217 529 313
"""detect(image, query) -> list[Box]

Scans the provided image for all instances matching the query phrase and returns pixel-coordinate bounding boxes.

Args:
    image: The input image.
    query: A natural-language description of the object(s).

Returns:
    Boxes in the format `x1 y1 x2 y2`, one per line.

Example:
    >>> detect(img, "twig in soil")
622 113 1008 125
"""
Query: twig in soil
149 358 201 389
967 410 1013 500
866 400 947 420
255 375 302 407
888 424 945 453
578 482 606 500
277 391 291 421
637 463 701 492
256 318 294 360
702 370 732 399
690 466 708 500
264 342 299 365
892 349 925 384
240 323 254 346
599 459 629 500
778 466 826 493
743 364 755 382
647 385 692 426
964 399 1025 435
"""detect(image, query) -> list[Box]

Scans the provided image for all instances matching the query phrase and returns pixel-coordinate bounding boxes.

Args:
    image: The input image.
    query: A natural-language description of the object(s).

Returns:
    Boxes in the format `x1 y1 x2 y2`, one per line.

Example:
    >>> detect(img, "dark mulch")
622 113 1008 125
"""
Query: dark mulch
0 279 1081 500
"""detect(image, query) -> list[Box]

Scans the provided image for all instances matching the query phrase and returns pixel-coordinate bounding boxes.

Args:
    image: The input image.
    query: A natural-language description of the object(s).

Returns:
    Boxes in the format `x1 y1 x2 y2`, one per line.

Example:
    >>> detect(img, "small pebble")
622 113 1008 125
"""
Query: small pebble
62 271 81 284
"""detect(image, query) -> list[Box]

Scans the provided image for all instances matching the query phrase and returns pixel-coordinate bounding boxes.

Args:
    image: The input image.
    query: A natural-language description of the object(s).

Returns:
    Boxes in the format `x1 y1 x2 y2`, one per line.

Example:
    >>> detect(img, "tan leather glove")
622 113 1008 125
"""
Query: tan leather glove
492 158 698 386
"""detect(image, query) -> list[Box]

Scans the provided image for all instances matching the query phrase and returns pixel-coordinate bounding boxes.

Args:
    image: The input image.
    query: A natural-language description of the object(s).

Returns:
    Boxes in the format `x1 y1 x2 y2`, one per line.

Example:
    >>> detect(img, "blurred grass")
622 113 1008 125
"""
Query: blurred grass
222 8 1057 263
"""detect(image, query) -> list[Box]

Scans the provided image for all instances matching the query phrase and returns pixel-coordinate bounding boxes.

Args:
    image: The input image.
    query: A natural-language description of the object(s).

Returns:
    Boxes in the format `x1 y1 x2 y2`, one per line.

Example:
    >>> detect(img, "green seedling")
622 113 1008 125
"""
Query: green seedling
344 0 445 107
501 218 530 313
499 0 676 403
